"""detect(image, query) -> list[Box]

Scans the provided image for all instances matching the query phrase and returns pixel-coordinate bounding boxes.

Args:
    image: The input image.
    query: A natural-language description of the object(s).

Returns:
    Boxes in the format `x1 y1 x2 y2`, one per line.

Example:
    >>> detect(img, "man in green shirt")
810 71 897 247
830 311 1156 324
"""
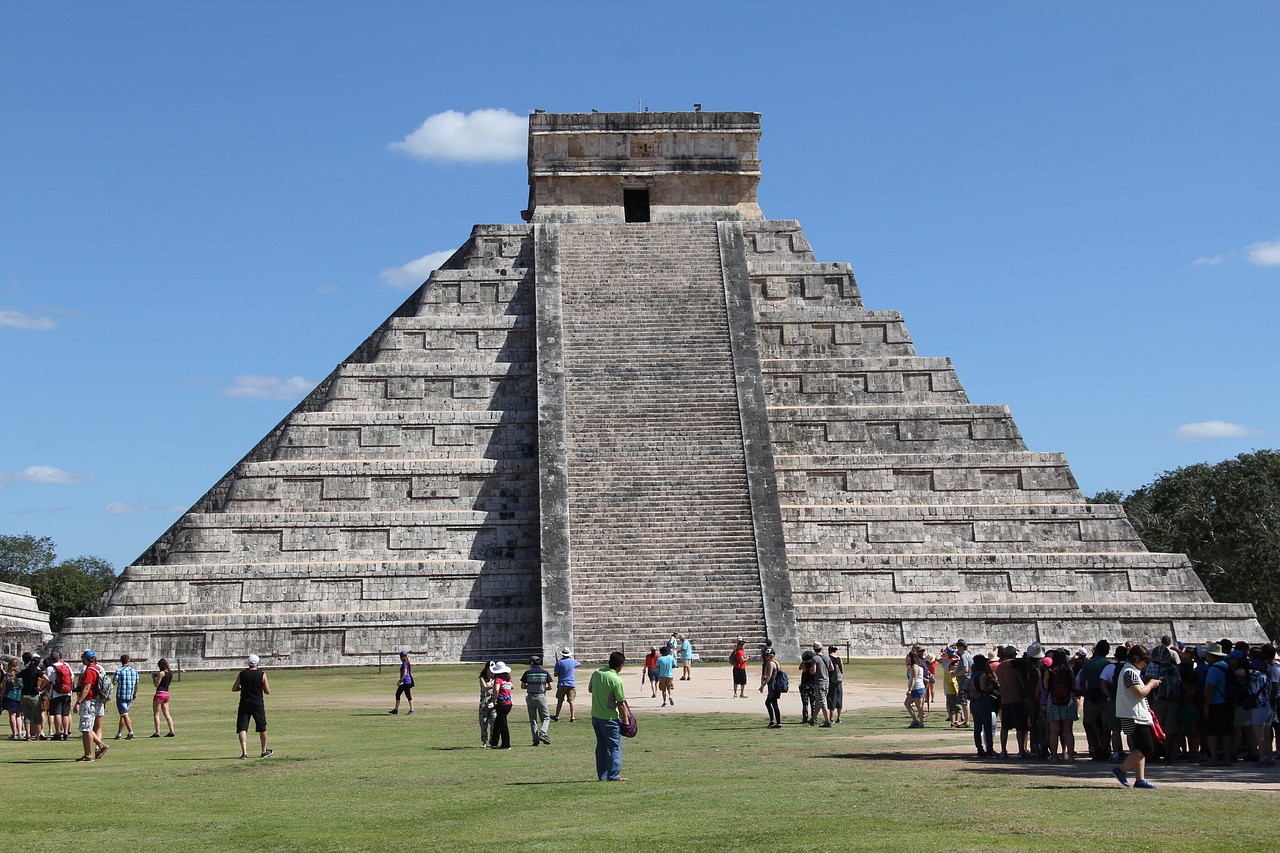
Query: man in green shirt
588 651 631 782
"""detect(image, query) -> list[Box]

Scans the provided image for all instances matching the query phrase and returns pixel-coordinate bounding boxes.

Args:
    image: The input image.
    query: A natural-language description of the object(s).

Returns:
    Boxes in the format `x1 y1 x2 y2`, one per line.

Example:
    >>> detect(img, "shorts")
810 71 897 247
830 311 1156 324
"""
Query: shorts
813 682 829 709
237 704 267 733
116 697 133 715
658 677 674 691
1233 706 1250 728
647 668 658 683
49 694 72 717
154 691 170 703
1124 722 1156 760
679 657 691 666
908 687 925 700
732 668 747 686
1000 702 1028 731
1205 703 1233 737
1250 707 1275 728
827 681 844 710
556 685 576 701
20 695 42 727
1045 700 1078 722
945 694 962 715
78 699 105 732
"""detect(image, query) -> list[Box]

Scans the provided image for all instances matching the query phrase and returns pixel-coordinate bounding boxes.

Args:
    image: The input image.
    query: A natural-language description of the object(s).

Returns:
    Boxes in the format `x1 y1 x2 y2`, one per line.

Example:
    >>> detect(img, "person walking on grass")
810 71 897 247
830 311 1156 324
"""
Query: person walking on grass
73 650 108 762
233 654 272 759
759 647 783 728
113 654 138 740
151 658 175 737
45 651 74 742
389 650 414 715
589 651 630 782
521 655 553 746
731 640 749 698
809 643 832 727
1112 645 1159 789
551 648 579 723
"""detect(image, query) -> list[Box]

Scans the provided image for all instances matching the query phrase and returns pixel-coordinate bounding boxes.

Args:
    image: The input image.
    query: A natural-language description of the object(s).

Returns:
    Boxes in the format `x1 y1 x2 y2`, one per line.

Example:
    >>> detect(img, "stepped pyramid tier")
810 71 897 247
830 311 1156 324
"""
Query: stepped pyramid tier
1 581 53 655
58 110 1264 667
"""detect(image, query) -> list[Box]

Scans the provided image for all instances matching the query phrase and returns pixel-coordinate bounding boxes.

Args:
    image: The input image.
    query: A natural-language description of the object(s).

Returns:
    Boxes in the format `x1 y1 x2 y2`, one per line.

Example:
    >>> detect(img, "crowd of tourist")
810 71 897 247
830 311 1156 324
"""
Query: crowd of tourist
9 631 1277 788
902 635 1279 789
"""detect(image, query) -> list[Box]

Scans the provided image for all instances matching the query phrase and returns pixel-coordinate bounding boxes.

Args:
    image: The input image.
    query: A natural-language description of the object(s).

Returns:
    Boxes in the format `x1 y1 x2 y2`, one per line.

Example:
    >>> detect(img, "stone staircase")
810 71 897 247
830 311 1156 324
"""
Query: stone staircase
556 223 768 661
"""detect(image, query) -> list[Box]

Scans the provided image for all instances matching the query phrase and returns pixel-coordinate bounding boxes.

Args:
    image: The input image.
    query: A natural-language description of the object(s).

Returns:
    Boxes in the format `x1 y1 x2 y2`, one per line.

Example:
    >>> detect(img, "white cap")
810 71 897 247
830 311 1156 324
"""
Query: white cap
247 654 260 666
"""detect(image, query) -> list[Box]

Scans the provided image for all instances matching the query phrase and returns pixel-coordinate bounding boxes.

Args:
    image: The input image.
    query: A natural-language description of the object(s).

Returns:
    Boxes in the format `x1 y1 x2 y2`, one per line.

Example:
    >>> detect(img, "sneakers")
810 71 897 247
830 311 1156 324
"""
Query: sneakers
819 722 832 728
165 732 176 737
406 711 414 715
114 734 122 740
539 733 551 745
532 740 540 747
240 754 248 760
261 749 273 758
126 732 135 740
1134 779 1158 789
1112 767 1130 787
549 715 559 722
661 701 667 707
95 745 109 760
669 698 674 706
388 709 398 715
149 733 161 738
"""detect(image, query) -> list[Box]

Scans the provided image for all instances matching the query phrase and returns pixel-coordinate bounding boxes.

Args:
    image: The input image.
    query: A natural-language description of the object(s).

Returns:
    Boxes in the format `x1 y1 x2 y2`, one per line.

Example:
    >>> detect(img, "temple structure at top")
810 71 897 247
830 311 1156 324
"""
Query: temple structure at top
56 110 1265 667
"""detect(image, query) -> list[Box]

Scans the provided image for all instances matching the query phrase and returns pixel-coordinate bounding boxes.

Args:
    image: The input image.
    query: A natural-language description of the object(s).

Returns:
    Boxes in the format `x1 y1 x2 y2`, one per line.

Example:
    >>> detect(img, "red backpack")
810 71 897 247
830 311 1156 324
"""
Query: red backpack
53 661 74 695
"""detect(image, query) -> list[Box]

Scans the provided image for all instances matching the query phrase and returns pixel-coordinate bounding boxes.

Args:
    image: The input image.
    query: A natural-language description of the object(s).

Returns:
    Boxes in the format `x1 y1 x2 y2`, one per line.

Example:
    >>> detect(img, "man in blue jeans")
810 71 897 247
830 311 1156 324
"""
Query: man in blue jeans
588 651 631 782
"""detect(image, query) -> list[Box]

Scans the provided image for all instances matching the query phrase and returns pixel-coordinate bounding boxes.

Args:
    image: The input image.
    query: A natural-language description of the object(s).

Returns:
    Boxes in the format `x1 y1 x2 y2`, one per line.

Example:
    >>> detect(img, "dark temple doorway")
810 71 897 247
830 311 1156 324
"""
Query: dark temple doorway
623 188 650 223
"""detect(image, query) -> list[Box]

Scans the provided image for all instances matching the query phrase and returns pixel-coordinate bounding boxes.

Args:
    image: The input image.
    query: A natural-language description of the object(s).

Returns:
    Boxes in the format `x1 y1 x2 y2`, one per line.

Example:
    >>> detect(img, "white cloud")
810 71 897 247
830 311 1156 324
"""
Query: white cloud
220 375 312 400
1192 255 1225 267
380 250 454 288
1245 237 1280 267
105 502 186 515
1171 421 1265 441
0 309 57 330
0 465 94 487
388 108 527 163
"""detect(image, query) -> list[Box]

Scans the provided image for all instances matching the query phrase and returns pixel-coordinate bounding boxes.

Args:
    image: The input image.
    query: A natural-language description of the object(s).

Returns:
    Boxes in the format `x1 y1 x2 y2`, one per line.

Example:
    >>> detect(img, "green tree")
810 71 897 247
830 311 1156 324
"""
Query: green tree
1092 450 1280 640
0 533 57 585
0 532 116 632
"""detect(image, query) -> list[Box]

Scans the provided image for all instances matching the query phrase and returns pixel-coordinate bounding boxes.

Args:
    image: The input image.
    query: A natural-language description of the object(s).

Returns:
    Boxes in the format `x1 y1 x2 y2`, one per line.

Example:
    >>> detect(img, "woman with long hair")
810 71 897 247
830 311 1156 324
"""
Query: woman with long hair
758 647 782 728
904 652 926 728
478 661 496 747
151 658 175 737
3 659 24 740
969 654 1000 758
643 647 659 698
1041 648 1078 760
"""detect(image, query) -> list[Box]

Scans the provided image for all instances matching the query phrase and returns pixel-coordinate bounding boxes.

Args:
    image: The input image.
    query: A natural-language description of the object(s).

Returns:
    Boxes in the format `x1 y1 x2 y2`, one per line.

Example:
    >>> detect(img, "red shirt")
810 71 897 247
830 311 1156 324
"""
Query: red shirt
78 664 100 698
732 649 747 670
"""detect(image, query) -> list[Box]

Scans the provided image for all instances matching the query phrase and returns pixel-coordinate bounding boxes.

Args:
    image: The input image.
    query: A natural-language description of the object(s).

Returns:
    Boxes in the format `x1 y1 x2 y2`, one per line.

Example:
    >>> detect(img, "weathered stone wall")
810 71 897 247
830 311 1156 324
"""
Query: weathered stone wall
0 581 52 654
59 226 544 668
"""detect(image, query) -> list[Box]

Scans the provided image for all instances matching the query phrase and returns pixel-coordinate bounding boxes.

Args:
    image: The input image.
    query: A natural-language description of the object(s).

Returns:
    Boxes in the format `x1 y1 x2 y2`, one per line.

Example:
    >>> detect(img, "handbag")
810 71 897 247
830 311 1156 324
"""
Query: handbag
621 710 638 739
1150 713 1166 745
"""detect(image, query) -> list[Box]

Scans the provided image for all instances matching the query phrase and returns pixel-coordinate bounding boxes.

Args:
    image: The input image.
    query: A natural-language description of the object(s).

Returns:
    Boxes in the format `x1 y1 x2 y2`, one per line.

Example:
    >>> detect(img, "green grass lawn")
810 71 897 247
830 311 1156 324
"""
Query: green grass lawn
1 662 1272 851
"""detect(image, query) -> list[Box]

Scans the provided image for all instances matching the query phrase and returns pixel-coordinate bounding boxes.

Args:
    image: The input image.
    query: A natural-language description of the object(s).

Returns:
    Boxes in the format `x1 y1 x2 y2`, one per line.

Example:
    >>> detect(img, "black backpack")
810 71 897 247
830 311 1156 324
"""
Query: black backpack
773 669 790 693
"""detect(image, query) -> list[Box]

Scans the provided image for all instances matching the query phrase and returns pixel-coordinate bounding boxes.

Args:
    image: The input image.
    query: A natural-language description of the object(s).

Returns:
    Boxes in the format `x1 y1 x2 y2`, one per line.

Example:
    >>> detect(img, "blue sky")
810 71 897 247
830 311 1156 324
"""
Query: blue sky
2 2 1277 570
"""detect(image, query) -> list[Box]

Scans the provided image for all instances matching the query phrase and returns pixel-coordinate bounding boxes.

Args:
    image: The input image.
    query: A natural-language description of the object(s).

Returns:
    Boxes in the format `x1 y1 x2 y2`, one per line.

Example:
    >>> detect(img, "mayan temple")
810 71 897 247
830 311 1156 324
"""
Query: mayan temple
57 110 1264 667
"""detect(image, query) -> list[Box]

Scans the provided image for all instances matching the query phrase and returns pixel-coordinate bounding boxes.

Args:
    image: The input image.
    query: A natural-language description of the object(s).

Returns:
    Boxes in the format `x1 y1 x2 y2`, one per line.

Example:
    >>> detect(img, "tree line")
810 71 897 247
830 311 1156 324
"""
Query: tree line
0 533 115 633
1090 449 1280 641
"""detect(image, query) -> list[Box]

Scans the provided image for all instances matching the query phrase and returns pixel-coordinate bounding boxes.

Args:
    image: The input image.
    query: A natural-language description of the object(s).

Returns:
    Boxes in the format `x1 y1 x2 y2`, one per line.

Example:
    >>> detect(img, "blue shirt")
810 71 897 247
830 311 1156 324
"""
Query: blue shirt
656 653 676 679
679 640 692 660
114 665 139 701
1206 660 1230 705
554 657 579 687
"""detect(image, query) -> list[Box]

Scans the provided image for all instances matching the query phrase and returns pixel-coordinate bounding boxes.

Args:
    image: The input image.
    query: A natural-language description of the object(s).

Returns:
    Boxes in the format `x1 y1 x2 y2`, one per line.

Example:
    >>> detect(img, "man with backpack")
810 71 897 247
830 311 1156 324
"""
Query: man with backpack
45 651 75 742
1202 644 1236 765
73 649 109 762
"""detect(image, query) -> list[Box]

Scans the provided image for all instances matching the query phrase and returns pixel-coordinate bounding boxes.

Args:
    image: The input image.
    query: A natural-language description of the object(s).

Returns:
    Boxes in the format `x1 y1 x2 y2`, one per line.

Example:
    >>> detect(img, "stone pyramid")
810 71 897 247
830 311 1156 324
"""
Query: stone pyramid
58 111 1264 667
2 581 52 655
